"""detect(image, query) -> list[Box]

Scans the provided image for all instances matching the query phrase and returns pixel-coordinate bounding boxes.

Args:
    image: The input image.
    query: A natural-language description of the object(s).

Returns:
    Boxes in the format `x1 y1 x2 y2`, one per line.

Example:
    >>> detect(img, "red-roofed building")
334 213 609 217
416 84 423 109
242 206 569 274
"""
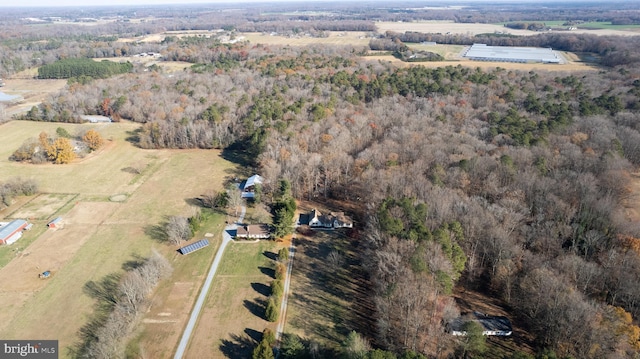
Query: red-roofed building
0 219 28 245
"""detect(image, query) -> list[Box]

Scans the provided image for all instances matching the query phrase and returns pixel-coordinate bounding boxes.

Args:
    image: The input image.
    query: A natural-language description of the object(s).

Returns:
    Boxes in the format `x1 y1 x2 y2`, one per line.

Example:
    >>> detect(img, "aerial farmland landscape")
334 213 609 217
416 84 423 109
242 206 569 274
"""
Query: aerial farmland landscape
1 1 640 358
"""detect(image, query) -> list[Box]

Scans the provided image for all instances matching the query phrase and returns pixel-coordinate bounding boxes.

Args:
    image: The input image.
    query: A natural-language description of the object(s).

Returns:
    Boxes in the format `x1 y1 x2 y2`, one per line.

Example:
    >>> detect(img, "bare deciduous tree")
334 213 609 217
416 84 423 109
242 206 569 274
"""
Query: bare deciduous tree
166 216 190 245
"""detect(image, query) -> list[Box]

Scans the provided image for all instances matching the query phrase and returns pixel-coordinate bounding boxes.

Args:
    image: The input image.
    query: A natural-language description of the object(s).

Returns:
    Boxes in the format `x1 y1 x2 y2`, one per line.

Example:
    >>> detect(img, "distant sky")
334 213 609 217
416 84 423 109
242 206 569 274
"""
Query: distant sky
8 0 238 6
0 0 612 6
3 0 305 7
1 0 378 6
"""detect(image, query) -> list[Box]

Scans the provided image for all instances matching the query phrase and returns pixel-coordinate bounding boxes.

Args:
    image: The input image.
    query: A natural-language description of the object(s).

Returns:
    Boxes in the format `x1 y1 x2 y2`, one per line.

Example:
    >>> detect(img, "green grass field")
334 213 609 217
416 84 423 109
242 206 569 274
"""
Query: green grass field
407 44 465 59
497 20 640 30
184 240 284 359
0 120 237 357
578 21 640 30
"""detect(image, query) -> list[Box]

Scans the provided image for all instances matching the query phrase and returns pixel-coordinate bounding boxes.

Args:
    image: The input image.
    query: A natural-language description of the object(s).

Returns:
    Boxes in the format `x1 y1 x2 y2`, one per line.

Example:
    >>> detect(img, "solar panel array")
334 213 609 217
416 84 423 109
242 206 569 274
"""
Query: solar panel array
178 239 210 255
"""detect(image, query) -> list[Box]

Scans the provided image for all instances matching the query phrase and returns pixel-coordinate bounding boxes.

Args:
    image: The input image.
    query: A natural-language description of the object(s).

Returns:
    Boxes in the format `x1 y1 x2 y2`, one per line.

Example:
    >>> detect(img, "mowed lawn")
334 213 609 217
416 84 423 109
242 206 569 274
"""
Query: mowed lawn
0 120 237 358
184 240 285 359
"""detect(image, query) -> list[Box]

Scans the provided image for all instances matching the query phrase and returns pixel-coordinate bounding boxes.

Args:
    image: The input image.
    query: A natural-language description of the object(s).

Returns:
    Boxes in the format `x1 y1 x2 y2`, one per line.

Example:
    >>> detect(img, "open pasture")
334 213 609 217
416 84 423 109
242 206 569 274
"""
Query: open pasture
8 193 77 220
362 53 598 72
182 240 283 359
375 20 640 37
0 120 237 357
1 77 67 116
241 31 372 47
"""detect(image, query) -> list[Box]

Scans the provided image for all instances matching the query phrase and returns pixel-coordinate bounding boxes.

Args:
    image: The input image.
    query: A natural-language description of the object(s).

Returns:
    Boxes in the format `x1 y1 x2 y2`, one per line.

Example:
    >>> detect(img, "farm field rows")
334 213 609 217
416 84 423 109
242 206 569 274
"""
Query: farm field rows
0 120 237 357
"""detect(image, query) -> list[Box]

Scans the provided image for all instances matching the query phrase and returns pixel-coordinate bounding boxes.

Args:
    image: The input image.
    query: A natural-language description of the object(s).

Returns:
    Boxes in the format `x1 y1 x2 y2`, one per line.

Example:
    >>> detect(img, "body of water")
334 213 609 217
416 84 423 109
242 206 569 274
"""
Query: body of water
0 91 18 101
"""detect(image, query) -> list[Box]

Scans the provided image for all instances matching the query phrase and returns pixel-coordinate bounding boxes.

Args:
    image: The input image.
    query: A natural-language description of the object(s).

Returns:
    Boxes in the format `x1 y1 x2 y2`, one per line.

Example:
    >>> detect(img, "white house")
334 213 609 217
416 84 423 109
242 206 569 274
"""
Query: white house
448 312 513 337
307 209 353 229
242 174 263 198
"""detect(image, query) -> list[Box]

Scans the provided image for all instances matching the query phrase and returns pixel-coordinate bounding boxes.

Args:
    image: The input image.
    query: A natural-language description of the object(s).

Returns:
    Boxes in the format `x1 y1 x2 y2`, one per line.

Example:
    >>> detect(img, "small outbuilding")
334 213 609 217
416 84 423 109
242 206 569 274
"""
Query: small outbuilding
0 219 29 245
48 217 63 229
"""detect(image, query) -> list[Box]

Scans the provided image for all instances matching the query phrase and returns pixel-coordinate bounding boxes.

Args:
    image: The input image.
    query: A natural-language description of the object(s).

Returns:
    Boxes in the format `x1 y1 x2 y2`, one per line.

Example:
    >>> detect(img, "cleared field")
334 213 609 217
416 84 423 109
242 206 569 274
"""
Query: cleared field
94 57 193 72
183 240 283 359
375 20 640 37
578 21 640 31
0 120 237 357
408 43 465 58
1 77 67 116
132 214 226 359
0 120 163 196
241 31 371 47
9 193 77 220
362 53 599 72
286 228 374 355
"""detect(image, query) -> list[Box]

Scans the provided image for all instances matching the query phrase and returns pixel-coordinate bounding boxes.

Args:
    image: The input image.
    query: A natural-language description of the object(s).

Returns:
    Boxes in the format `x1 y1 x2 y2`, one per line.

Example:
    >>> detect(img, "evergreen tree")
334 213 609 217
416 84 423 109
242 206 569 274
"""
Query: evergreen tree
252 339 274 359
265 297 279 322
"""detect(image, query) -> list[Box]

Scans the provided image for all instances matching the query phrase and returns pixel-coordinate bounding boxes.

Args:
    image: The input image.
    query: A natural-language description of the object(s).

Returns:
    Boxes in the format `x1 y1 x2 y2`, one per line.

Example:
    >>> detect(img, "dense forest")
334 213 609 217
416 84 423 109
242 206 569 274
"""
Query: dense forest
3 2 640 358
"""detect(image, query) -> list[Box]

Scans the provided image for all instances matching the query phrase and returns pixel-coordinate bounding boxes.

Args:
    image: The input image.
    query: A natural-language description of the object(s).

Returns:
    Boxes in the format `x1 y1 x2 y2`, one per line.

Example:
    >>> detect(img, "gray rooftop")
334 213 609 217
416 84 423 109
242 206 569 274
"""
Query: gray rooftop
0 219 27 240
464 44 560 63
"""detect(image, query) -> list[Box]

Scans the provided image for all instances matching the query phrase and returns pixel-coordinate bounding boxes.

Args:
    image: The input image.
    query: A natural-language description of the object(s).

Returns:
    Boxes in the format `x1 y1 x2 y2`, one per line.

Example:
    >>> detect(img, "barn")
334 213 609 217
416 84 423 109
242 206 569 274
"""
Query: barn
464 43 561 64
48 217 63 229
0 219 29 245
80 115 112 123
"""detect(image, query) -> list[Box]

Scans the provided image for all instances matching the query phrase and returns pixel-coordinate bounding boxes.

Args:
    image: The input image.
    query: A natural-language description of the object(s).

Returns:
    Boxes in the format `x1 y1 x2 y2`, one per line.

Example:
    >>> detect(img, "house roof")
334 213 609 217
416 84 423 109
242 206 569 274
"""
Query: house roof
0 219 28 240
49 217 62 225
308 209 352 226
449 312 513 333
237 223 270 237
244 175 263 190
464 44 560 63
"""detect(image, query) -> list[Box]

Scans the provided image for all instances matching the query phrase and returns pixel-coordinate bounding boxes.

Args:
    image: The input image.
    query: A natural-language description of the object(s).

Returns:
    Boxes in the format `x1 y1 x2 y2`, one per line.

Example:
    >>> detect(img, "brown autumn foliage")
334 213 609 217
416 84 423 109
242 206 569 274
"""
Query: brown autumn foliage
83 129 105 151
5 3 640 357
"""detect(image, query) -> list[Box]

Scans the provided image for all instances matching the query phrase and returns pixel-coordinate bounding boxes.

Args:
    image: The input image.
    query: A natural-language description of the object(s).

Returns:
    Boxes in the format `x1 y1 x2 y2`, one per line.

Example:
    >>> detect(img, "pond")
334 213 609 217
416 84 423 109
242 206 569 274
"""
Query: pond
0 91 18 101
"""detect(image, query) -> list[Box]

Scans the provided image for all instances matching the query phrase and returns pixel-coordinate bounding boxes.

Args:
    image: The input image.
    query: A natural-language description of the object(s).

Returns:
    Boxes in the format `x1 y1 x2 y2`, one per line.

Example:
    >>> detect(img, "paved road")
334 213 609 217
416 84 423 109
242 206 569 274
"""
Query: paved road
173 205 246 359
275 235 296 344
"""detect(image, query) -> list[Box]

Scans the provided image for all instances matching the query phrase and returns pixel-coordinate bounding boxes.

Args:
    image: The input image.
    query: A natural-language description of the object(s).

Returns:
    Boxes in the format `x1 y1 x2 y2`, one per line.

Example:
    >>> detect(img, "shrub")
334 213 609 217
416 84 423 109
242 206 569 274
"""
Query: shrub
271 280 284 299
265 297 279 322
275 262 287 280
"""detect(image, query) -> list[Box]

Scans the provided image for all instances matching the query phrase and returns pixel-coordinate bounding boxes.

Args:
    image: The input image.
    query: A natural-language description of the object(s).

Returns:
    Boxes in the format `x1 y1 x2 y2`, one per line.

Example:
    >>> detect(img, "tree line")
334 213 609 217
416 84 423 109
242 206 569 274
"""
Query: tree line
37 58 132 79
74 251 172 359
0 177 38 209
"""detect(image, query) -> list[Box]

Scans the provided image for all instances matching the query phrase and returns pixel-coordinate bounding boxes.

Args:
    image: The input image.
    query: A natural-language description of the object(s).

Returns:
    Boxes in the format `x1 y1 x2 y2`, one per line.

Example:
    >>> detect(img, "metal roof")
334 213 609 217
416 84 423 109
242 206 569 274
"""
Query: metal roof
464 44 560 63
178 239 210 255
0 219 27 240
244 174 263 190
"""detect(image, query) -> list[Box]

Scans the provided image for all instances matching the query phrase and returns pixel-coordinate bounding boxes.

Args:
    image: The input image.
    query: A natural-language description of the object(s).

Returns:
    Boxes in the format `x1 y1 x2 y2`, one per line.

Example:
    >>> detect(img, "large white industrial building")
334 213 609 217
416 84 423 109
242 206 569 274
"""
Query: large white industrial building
464 44 561 64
